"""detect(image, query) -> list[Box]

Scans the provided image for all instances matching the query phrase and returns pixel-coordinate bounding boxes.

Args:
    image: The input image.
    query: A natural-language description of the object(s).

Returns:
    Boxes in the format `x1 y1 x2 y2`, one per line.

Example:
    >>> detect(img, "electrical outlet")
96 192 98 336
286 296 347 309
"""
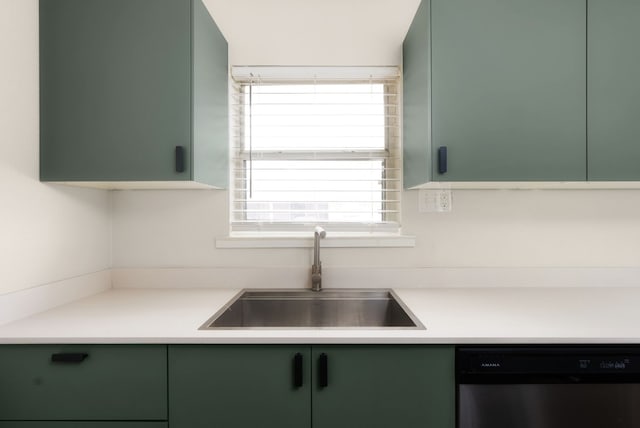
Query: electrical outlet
418 189 452 213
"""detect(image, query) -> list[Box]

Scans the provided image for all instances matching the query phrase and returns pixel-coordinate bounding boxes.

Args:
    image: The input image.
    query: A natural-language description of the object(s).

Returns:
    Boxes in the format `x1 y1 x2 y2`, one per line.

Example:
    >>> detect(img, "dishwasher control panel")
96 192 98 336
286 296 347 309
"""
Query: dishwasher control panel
457 346 640 379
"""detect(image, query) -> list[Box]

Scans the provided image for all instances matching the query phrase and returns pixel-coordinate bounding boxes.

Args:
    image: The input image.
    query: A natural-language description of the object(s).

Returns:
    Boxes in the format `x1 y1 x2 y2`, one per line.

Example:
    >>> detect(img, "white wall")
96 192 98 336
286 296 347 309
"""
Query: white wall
0 0 111 295
110 1 640 273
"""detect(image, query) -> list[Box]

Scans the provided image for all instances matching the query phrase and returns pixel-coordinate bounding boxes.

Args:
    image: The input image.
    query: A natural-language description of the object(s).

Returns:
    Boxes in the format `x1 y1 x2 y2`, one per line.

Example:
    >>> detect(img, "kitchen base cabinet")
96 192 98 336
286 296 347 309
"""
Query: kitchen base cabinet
1 344 454 427
0 424 167 428
312 346 454 428
168 345 454 428
169 345 311 428
587 0 640 180
0 345 167 421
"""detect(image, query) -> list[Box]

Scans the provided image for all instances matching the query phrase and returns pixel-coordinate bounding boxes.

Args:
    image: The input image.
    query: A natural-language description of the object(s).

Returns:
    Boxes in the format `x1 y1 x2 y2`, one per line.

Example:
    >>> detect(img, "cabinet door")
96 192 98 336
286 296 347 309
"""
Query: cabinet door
0 345 167 421
168 345 311 428
40 0 191 181
312 346 454 428
588 0 640 180
0 424 167 428
429 0 586 182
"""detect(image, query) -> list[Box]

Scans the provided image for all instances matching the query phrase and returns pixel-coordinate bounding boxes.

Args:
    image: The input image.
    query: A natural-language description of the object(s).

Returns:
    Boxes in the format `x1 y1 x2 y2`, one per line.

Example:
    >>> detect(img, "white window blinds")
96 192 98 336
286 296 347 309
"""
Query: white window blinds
230 66 401 234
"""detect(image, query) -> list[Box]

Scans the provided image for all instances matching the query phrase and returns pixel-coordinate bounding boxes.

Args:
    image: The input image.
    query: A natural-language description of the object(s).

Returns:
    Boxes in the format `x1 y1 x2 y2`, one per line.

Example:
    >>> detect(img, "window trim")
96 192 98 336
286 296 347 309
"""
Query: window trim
229 67 403 237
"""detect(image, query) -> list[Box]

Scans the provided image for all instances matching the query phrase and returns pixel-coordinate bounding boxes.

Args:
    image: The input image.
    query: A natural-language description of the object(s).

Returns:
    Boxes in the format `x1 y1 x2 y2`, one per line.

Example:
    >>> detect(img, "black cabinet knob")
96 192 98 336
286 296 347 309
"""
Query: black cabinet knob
438 146 448 174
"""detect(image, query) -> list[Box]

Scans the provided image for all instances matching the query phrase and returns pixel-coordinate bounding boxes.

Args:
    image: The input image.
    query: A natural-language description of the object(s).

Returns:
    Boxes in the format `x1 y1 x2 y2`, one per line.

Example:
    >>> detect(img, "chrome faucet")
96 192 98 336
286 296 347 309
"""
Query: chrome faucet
311 226 326 291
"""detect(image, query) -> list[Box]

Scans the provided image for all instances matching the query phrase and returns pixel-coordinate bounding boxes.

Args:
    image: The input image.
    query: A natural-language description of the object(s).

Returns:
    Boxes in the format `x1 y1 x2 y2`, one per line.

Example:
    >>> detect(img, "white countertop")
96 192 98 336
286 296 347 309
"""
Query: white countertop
0 287 639 344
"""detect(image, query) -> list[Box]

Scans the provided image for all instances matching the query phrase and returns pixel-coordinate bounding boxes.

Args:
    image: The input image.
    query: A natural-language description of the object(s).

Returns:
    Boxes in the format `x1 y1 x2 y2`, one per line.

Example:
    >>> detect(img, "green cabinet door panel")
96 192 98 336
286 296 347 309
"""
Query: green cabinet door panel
431 0 587 181
312 345 455 428
403 0 432 189
40 0 228 187
404 0 587 185
168 345 311 428
192 0 229 188
0 424 167 428
0 345 167 421
40 0 191 182
588 0 640 180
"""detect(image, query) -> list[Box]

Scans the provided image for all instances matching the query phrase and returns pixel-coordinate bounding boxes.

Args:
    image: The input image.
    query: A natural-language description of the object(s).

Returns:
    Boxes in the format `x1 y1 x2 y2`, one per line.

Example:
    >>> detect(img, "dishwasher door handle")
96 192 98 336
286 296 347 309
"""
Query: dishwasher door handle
318 353 328 388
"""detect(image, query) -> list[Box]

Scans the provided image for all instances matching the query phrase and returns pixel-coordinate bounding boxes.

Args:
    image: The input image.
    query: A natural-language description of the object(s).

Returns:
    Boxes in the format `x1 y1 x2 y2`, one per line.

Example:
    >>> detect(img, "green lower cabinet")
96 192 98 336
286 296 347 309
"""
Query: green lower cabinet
0 424 167 428
168 345 454 428
312 346 454 428
0 345 454 427
168 345 312 428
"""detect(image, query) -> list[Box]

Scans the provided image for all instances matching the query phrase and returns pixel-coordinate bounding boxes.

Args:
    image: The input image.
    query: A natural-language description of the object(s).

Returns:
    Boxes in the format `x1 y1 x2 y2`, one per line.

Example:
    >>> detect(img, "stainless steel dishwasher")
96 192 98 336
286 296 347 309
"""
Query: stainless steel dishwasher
457 346 640 428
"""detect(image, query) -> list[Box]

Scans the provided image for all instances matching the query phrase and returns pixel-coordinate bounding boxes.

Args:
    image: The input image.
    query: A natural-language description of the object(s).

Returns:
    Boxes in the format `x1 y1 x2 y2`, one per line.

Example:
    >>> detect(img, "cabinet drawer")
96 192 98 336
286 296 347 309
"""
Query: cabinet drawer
0 345 167 421
0 424 167 428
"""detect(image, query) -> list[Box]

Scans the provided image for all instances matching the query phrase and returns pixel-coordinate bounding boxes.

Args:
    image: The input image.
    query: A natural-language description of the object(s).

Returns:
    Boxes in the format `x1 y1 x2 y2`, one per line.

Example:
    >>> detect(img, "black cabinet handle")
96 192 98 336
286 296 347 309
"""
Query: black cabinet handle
51 353 89 364
438 146 448 174
319 353 328 388
175 146 185 173
293 353 303 388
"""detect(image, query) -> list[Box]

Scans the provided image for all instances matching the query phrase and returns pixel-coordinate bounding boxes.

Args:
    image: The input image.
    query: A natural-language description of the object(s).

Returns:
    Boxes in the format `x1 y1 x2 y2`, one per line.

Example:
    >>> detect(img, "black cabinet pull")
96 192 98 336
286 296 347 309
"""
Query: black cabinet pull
319 353 328 388
175 146 185 173
51 353 89 364
438 146 448 174
293 353 303 388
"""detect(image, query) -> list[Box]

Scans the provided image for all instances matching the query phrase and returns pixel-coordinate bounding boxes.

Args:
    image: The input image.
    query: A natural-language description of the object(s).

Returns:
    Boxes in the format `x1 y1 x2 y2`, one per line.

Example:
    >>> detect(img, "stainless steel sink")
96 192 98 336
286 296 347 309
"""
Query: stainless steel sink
199 289 424 329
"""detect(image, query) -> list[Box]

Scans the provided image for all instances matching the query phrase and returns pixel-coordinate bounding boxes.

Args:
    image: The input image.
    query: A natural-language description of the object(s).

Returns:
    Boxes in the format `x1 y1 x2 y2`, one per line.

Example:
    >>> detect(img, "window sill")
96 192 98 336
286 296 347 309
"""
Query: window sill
215 233 416 249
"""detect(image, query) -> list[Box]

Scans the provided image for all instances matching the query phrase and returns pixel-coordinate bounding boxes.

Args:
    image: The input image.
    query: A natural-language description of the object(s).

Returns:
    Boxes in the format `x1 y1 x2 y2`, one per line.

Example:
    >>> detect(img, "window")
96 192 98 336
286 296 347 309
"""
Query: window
230 67 401 234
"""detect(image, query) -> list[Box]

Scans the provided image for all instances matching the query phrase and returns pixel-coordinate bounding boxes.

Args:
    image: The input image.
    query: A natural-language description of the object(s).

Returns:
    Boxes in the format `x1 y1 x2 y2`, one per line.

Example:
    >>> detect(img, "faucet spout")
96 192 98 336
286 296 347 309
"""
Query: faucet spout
311 226 326 291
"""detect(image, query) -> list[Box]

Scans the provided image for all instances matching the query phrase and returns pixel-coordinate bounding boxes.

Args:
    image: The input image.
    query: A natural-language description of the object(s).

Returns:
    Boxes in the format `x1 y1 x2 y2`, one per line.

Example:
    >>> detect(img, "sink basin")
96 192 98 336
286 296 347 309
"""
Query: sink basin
199 289 424 329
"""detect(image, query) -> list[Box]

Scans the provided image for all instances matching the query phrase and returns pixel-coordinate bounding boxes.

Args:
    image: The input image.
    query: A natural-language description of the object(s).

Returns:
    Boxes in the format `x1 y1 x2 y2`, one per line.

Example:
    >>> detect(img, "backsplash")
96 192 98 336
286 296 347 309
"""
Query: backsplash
0 0 111 296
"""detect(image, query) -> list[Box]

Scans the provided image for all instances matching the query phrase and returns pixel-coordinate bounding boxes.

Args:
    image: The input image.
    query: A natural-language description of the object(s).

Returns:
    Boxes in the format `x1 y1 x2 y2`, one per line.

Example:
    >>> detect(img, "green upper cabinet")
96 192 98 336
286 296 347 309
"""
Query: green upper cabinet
0 345 167 421
168 345 312 428
403 0 587 186
168 345 454 428
588 0 640 181
39 0 228 189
